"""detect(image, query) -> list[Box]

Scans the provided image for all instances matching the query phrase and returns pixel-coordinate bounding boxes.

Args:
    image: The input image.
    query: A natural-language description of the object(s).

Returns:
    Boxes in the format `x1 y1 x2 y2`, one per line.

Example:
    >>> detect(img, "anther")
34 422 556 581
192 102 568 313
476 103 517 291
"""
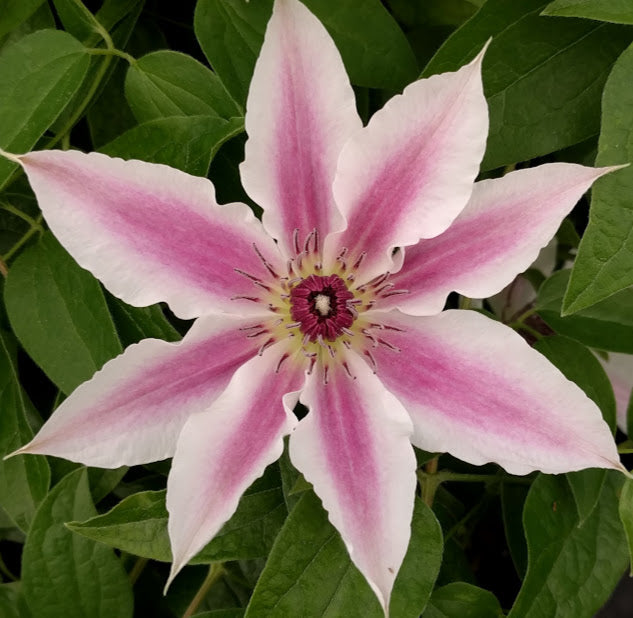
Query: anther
352 252 367 270
365 272 390 288
378 338 400 352
323 365 330 385
246 329 268 338
374 283 395 295
363 349 377 373
303 229 315 254
285 321 302 329
341 327 354 336
234 268 263 283
257 338 276 356
239 323 264 331
307 356 317 375
342 361 355 380
275 353 290 373
293 228 301 255
231 295 261 303
252 243 278 278
381 289 409 298
313 228 320 254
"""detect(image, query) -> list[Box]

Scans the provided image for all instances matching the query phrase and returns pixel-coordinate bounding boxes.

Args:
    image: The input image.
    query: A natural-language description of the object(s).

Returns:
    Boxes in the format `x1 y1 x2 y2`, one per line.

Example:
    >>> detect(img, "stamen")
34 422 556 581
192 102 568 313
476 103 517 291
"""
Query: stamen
352 252 366 270
275 353 290 373
285 321 302 329
378 338 400 352
231 295 261 303
313 228 320 254
366 272 390 288
234 268 263 283
307 356 317 375
293 228 301 255
374 283 395 295
382 324 406 332
303 229 315 254
363 349 377 373
341 327 354 336
257 338 276 356
239 323 264 331
342 361 355 380
252 243 278 278
246 329 268 338
381 289 409 298
323 365 330 385
362 328 379 347
268 304 281 313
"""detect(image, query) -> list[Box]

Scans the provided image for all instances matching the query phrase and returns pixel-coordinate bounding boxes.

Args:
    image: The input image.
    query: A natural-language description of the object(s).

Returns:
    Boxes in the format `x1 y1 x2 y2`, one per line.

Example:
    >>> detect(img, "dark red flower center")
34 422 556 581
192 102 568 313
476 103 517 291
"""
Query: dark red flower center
289 274 355 342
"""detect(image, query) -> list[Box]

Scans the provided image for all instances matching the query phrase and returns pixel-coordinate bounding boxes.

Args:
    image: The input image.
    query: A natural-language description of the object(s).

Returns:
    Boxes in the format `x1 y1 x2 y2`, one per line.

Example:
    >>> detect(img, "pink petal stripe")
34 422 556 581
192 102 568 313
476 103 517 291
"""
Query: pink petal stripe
165 343 305 587
240 0 360 257
325 45 488 282
596 352 633 433
18 150 283 319
382 164 617 316
367 309 622 475
11 315 259 467
290 353 416 611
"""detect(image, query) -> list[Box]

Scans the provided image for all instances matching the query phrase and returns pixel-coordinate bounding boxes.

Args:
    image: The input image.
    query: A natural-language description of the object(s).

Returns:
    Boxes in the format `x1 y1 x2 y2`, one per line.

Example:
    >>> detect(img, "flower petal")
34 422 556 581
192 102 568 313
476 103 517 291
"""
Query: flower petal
597 352 633 433
10 315 258 467
17 150 283 319
165 344 305 588
383 164 617 315
240 0 361 256
325 46 488 280
290 352 416 611
367 309 622 475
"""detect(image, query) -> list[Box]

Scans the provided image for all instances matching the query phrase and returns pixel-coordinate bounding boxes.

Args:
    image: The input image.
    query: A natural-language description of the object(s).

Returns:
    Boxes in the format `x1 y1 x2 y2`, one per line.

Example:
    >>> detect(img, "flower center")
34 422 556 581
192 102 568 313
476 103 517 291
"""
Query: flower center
289 274 355 342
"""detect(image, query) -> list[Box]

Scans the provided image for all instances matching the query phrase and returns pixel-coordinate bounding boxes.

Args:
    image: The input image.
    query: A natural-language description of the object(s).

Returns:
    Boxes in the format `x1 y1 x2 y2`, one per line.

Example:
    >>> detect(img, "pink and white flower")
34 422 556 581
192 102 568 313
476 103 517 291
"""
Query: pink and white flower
5 0 625 611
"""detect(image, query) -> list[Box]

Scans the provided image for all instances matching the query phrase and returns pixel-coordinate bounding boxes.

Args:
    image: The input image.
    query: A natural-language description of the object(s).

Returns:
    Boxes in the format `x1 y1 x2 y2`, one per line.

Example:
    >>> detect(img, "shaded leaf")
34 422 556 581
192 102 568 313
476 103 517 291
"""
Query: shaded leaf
0 330 49 531
68 475 287 563
125 50 240 122
508 472 628 617
543 0 633 24
421 582 503 618
4 233 122 394
537 270 633 354
22 468 133 618
0 0 45 39
194 0 417 106
0 29 89 190
422 0 630 170
618 477 633 574
563 41 633 313
99 115 244 177
245 491 442 617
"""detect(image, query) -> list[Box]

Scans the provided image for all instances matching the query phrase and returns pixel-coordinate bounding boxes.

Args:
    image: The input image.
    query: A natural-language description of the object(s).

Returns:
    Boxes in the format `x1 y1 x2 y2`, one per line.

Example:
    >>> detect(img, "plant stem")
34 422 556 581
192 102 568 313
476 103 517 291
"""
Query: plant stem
422 457 440 507
0 201 44 228
458 295 472 310
86 47 137 65
2 215 43 262
0 552 17 582
182 563 225 618
129 557 148 585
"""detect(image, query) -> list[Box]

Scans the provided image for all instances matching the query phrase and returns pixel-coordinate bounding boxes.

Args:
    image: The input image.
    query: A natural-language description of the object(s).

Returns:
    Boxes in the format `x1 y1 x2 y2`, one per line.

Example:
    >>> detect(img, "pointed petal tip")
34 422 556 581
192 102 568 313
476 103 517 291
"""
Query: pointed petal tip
0 147 22 165
598 162 630 176
470 38 492 67
163 562 183 596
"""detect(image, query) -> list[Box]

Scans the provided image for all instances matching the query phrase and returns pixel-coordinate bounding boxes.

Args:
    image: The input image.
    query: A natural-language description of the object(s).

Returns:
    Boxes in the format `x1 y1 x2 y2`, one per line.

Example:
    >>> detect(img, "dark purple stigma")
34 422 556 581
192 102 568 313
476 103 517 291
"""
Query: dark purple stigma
289 274 355 342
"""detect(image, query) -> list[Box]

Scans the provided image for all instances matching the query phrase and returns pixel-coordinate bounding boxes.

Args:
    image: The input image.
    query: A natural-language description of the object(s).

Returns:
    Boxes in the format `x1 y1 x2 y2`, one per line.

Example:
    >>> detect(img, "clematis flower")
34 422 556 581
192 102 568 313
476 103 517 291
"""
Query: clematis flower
4 0 626 611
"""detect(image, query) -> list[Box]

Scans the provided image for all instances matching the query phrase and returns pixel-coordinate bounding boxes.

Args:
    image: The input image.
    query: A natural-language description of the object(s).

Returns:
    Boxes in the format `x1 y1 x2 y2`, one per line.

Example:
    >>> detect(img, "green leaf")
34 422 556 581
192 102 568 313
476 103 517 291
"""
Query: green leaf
0 330 49 532
508 472 628 617
68 478 287 563
421 582 503 618
106 295 180 347
534 335 617 523
422 0 630 170
537 270 633 354
0 0 46 39
563 42 633 313
0 29 89 190
543 0 633 24
125 50 241 122
4 232 122 394
501 483 529 578
100 115 244 177
0 583 32 618
22 468 133 618
618 477 633 573
245 491 442 617
194 0 417 106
